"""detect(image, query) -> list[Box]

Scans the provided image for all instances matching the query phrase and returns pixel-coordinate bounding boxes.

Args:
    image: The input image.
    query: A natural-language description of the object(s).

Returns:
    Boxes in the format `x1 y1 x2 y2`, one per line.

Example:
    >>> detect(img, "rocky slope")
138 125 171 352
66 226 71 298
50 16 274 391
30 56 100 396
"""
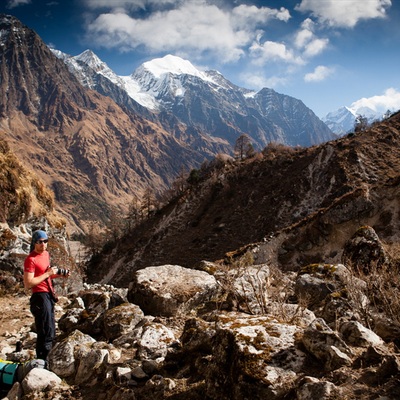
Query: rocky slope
86 111 400 287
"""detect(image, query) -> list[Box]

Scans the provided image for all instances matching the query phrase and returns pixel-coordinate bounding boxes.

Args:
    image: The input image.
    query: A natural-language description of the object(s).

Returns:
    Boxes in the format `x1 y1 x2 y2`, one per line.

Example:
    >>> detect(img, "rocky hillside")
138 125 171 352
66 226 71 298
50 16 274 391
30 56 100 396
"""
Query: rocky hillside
0 14 230 233
0 135 84 293
87 111 400 287
0 137 58 226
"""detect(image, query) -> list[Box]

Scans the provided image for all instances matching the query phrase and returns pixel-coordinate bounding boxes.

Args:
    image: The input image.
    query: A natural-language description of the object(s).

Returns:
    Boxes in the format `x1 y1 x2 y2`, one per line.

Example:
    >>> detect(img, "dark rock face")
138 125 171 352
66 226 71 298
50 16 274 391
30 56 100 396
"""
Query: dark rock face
0 15 91 125
342 225 388 273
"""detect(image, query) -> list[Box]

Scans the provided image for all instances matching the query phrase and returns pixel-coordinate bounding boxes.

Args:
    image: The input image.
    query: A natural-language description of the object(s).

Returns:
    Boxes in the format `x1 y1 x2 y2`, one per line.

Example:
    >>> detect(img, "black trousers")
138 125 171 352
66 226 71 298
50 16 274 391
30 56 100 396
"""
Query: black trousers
30 292 55 361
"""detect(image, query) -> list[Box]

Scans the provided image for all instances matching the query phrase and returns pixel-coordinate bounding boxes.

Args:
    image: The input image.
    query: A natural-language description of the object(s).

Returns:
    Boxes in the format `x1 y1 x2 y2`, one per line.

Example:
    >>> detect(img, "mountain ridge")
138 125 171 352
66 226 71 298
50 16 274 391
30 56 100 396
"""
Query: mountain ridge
56 50 335 148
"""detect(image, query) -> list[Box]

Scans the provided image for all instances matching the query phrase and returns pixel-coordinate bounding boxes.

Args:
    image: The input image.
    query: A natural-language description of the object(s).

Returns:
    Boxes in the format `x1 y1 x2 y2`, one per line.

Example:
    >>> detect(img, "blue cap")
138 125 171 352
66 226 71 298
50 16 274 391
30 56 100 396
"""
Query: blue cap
32 230 48 243
30 230 48 252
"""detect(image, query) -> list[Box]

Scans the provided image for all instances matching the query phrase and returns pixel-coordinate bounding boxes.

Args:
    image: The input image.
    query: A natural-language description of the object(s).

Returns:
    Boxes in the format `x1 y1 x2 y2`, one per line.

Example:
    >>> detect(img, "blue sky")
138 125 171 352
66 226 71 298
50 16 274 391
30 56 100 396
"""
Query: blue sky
1 0 400 118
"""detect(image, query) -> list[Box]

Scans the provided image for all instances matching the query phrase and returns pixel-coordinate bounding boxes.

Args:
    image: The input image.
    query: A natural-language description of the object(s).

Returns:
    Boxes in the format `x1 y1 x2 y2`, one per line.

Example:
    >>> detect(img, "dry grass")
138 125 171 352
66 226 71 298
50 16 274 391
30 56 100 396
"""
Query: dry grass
0 136 64 226
345 241 400 328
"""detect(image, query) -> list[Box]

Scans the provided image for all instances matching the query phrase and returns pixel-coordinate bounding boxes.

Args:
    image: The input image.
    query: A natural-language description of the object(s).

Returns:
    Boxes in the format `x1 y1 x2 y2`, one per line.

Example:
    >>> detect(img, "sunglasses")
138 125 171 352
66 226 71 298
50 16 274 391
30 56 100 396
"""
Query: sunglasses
36 239 48 244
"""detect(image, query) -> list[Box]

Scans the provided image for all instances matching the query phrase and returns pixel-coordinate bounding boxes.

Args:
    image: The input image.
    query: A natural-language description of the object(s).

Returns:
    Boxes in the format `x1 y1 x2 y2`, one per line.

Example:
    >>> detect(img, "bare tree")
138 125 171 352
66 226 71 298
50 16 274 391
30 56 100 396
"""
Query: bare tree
142 187 157 217
234 134 253 160
354 114 369 132
106 207 124 241
125 197 143 232
83 222 105 258
171 166 188 195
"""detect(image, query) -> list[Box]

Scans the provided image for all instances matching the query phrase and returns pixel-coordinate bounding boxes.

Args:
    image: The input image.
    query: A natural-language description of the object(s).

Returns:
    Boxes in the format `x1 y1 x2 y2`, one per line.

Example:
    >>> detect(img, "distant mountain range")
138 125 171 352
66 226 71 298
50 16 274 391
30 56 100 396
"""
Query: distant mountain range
322 106 393 135
52 49 335 148
56 48 398 140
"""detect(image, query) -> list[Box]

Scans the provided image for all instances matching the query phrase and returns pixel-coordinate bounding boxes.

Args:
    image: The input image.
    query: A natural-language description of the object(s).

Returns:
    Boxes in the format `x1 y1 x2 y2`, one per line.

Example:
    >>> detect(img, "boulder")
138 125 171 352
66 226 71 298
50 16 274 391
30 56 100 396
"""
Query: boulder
21 368 62 394
371 314 400 343
127 264 218 317
74 348 109 385
218 264 270 314
136 322 177 360
295 264 351 310
340 320 385 348
103 302 144 341
295 274 335 309
297 377 342 400
204 312 306 400
80 290 112 314
302 318 353 371
48 330 96 378
58 307 85 334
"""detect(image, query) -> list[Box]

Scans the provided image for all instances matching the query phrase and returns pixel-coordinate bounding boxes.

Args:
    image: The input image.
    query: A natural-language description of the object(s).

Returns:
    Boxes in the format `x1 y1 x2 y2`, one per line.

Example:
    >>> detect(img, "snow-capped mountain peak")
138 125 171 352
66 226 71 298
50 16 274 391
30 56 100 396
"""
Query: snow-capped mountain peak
323 104 394 135
324 106 355 123
74 49 121 84
75 50 104 71
140 54 213 82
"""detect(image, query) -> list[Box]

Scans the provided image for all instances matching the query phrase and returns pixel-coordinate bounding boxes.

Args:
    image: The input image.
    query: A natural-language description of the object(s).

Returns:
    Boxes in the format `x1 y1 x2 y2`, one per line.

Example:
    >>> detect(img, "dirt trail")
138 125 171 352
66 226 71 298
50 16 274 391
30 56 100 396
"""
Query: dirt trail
0 293 33 358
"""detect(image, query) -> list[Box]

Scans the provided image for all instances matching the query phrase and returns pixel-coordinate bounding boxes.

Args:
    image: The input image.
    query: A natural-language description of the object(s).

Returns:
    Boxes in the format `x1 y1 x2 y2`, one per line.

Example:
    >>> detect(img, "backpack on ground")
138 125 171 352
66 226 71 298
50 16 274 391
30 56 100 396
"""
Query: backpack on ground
0 359 20 394
0 358 46 395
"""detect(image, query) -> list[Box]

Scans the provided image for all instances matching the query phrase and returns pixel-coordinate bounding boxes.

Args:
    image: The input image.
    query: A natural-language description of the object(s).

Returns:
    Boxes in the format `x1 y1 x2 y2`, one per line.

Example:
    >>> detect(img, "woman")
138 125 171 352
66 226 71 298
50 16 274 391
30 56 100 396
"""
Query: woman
23 230 69 361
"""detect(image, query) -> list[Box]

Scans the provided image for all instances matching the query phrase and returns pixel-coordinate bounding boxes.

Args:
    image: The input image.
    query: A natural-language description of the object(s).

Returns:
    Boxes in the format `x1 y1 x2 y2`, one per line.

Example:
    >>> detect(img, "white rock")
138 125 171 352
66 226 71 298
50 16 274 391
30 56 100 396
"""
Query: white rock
137 322 176 360
21 368 61 394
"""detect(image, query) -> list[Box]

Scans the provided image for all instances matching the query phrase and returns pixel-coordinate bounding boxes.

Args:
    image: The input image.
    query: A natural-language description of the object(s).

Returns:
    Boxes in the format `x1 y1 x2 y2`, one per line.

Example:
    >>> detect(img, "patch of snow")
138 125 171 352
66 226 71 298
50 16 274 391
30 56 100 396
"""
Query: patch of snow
119 75 159 110
141 54 215 83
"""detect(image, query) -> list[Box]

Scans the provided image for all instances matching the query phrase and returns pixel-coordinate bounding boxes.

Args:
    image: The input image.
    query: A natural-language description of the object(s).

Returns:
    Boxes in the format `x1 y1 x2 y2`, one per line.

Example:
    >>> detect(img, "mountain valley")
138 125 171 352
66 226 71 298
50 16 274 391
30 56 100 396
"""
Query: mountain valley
1 12 400 400
86 111 400 287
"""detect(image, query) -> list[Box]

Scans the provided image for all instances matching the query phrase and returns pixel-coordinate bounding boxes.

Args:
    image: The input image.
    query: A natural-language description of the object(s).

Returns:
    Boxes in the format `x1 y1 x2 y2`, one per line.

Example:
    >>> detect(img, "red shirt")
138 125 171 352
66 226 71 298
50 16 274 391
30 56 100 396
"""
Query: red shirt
24 250 51 293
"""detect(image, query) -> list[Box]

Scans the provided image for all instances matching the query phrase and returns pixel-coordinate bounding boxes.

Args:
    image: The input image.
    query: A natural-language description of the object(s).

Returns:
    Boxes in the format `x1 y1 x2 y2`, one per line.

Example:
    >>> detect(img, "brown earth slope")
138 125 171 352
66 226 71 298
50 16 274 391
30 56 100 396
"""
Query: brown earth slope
87 112 400 286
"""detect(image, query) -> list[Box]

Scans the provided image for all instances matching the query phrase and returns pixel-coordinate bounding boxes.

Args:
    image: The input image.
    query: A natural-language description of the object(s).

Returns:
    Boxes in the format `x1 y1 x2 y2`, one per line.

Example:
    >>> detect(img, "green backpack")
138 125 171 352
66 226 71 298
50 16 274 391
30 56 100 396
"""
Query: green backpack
0 359 20 393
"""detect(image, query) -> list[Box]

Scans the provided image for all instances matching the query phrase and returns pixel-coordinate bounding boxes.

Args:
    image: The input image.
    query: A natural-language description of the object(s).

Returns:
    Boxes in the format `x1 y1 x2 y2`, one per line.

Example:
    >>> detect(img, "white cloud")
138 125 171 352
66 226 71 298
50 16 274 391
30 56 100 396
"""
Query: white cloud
85 5 244 62
249 40 304 66
304 65 334 82
296 0 391 28
231 4 290 29
303 37 329 57
295 18 329 57
6 0 31 8
351 88 400 112
83 2 292 63
240 71 288 90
